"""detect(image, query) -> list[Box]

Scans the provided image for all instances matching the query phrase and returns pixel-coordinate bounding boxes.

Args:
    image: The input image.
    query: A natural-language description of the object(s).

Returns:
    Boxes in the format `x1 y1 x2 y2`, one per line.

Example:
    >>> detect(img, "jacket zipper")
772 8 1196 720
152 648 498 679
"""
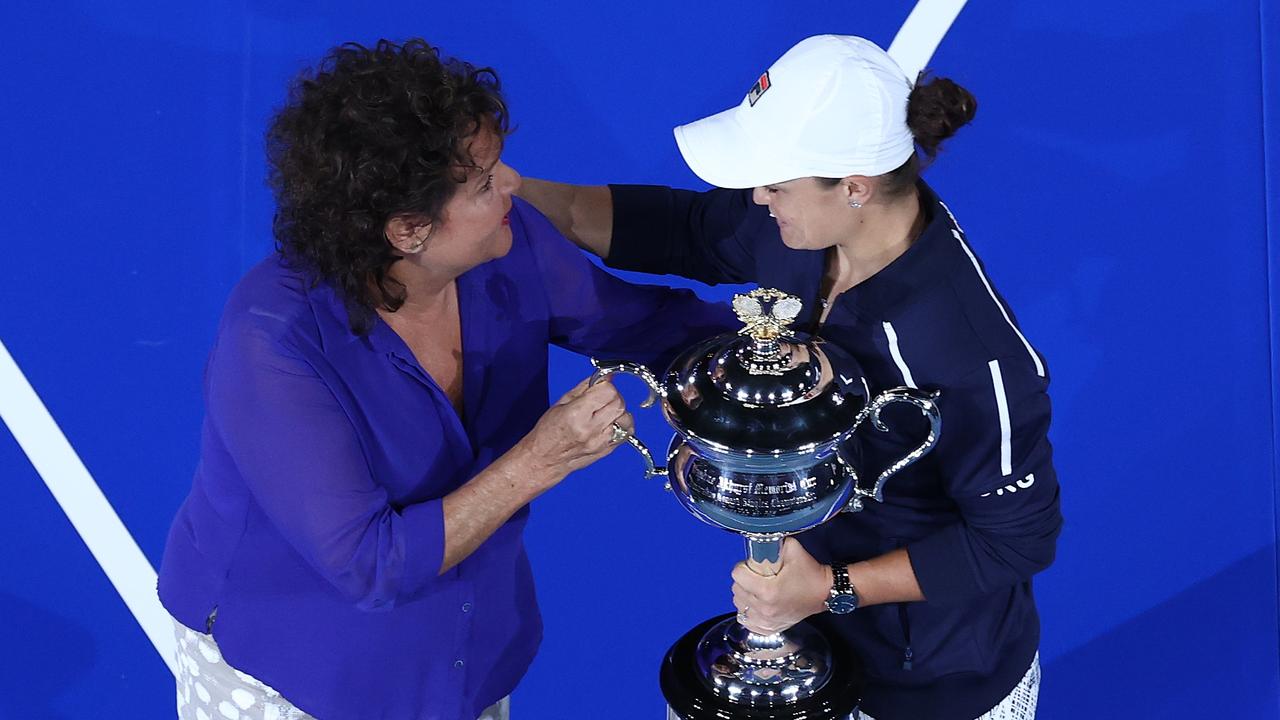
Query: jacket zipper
898 603 914 670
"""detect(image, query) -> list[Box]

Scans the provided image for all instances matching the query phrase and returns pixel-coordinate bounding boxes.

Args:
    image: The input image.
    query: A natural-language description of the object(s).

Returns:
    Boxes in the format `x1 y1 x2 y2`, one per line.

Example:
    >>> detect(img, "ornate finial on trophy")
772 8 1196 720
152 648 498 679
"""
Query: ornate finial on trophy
732 288 802 375
732 288 802 340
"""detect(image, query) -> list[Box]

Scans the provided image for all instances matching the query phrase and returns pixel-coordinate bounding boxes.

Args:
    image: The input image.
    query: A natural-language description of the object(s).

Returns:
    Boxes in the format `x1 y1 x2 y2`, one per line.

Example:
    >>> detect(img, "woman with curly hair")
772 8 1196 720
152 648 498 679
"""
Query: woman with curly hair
157 39 731 720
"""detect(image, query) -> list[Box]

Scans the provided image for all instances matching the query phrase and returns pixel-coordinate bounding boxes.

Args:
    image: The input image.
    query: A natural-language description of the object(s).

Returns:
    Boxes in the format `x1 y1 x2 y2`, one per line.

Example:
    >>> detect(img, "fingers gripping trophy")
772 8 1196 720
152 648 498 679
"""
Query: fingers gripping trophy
591 288 942 719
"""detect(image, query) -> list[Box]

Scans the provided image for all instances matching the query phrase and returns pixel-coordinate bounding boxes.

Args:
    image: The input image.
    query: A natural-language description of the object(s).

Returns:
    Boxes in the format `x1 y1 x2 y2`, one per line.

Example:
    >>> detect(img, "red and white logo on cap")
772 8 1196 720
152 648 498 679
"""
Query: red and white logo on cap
746 71 771 107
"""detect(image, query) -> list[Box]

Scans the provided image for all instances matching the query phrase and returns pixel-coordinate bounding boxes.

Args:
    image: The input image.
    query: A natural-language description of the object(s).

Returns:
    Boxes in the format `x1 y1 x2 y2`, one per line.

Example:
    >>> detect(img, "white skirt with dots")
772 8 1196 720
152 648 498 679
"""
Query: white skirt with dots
172 617 509 720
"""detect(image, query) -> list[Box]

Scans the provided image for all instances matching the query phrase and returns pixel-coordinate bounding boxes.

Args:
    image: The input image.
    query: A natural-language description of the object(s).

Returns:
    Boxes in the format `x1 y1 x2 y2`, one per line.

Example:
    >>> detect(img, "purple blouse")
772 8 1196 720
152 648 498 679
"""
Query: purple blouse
157 198 734 720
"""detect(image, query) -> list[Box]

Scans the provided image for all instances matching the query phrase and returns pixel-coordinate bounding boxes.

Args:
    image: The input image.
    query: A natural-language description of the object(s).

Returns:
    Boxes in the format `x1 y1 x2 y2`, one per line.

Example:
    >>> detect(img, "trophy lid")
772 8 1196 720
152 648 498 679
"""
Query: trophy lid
660 288 865 456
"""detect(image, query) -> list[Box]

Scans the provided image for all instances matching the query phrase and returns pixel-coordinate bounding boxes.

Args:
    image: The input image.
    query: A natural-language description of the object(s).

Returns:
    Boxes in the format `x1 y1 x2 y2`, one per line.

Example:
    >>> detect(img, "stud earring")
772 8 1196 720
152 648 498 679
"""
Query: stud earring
848 200 863 209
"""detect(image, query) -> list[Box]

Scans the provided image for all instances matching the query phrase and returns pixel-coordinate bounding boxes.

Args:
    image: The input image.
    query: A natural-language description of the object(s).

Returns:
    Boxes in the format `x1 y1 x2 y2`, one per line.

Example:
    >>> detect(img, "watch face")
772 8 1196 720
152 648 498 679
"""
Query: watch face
826 594 858 614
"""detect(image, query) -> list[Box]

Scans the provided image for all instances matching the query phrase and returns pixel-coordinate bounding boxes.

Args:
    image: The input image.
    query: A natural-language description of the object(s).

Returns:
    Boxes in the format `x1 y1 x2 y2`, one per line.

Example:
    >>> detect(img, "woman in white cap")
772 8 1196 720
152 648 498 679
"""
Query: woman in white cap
521 35 1061 720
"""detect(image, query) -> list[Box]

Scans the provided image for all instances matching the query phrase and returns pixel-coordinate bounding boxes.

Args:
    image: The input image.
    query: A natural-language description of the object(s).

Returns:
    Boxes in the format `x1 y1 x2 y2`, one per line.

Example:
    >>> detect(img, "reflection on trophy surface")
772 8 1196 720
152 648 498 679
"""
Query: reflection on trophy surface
591 288 942 719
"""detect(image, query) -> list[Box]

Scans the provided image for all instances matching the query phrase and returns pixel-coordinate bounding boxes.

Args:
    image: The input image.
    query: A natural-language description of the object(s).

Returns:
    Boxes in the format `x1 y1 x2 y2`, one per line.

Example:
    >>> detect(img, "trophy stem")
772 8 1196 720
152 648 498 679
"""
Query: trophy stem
745 533 784 577
742 533 786 652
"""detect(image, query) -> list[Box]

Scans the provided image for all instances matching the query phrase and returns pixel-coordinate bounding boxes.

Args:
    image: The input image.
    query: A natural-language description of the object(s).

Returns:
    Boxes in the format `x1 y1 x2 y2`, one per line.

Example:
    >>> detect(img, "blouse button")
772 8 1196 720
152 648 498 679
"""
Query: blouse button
461 602 473 613
454 660 465 669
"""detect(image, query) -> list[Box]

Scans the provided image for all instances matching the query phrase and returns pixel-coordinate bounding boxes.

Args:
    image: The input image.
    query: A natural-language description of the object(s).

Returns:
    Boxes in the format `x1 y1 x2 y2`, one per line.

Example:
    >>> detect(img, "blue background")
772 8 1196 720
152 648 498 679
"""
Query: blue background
1 1 1277 718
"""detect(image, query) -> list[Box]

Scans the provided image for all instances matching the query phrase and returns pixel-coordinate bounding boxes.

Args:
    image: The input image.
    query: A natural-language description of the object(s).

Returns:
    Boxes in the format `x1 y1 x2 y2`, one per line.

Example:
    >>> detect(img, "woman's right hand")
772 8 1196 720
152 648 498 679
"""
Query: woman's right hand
518 376 633 488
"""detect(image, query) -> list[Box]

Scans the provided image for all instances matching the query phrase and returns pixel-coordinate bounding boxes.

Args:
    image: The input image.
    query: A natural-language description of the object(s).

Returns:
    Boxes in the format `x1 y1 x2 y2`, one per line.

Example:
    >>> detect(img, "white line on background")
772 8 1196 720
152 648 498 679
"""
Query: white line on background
0 338 176 675
888 0 970 79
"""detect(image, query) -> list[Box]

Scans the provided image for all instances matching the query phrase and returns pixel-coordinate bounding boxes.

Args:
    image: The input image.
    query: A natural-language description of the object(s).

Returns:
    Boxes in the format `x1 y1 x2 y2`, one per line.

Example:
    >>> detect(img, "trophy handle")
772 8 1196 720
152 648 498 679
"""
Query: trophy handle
838 387 942 512
588 358 668 478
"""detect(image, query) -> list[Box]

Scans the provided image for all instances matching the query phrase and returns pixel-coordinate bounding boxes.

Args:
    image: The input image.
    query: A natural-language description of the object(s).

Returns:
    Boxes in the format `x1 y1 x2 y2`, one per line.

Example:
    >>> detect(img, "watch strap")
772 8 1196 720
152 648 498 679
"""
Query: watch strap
826 563 859 613
830 563 853 595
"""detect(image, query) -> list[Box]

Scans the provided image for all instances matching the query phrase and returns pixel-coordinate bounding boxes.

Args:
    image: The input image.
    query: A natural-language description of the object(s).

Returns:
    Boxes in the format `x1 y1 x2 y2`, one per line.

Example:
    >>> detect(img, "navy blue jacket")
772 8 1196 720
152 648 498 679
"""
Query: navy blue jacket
607 182 1062 720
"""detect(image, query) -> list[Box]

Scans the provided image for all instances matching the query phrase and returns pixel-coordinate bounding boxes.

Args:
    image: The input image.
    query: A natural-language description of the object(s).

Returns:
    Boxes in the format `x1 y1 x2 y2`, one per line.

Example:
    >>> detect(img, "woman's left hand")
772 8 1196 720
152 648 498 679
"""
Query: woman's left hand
731 537 833 635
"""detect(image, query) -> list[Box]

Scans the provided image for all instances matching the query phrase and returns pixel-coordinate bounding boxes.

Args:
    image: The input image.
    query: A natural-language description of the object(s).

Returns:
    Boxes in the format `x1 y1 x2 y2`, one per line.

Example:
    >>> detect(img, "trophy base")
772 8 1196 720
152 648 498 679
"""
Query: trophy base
660 613 863 720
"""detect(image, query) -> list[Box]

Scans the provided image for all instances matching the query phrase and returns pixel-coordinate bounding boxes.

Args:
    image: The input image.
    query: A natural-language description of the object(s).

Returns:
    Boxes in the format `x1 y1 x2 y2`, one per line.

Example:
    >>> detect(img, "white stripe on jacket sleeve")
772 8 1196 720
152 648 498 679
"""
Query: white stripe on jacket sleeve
989 359 1013 476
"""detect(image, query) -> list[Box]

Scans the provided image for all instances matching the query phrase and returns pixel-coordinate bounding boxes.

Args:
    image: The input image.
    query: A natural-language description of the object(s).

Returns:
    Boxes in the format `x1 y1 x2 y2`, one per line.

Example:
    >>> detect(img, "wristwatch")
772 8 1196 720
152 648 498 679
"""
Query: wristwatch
825 563 859 614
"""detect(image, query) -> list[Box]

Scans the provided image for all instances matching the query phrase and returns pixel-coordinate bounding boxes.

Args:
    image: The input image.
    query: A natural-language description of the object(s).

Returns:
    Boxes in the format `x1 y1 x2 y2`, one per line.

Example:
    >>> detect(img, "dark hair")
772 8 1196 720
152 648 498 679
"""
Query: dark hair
906 71 977 160
266 38 510 333
820 71 976 196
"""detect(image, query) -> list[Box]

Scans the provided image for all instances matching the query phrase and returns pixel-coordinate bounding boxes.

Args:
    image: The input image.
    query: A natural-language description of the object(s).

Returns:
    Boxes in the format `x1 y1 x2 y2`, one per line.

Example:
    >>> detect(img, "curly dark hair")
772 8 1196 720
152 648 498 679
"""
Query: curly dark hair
266 38 510 333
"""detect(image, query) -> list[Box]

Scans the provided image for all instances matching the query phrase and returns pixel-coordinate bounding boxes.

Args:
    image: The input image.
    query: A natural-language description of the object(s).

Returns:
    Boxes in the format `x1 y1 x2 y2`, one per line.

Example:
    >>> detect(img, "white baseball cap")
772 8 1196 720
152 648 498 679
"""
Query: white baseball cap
674 35 915 189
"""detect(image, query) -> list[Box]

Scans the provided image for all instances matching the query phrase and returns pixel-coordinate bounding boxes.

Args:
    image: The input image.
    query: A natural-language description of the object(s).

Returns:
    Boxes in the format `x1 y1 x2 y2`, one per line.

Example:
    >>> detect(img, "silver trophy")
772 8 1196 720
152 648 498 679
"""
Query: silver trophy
591 288 941 719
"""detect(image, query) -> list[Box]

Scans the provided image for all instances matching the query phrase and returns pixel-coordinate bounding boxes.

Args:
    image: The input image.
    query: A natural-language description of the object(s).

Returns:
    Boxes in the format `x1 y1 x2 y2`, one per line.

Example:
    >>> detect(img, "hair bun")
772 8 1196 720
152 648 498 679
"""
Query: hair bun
906 72 977 160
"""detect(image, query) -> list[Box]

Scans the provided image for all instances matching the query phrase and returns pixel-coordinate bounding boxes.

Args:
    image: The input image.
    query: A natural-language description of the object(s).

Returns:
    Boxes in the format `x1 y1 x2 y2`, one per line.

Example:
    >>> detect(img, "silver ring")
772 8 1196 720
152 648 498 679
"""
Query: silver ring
609 423 628 444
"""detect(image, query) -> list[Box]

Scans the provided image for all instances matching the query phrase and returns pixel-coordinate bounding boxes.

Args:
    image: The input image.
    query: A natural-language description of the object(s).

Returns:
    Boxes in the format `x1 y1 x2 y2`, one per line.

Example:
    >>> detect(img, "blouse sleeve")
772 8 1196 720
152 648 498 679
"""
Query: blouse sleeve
205 314 445 612
605 184 770 285
514 198 737 370
904 355 1064 604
